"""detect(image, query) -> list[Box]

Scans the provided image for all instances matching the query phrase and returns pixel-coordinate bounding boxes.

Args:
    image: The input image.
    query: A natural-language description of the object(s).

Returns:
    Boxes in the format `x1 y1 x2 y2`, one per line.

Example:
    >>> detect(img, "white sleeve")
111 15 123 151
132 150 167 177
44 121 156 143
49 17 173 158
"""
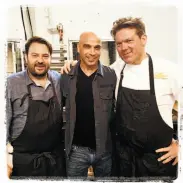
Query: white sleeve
179 72 183 108
169 63 180 101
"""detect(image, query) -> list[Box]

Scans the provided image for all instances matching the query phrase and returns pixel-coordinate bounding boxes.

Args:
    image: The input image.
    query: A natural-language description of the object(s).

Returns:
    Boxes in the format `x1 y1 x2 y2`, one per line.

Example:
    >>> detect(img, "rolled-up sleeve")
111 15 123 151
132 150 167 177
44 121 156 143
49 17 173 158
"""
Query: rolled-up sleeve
5 78 12 143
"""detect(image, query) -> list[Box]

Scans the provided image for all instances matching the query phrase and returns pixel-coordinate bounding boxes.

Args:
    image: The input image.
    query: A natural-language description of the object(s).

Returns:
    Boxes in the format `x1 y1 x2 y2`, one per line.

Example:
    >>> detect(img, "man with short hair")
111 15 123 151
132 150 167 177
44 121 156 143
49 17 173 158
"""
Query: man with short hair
61 32 116 177
6 36 66 177
110 17 179 177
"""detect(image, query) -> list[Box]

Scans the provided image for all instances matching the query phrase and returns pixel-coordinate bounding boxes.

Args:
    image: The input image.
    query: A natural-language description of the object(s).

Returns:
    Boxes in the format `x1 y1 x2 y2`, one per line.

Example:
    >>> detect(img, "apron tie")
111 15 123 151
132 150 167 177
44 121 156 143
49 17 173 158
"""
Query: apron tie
33 152 56 169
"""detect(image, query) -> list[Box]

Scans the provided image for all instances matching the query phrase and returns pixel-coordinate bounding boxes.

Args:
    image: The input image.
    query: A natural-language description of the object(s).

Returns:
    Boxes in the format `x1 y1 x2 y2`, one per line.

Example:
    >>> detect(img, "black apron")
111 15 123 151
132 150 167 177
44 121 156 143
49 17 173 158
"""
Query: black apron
11 78 66 177
115 54 177 177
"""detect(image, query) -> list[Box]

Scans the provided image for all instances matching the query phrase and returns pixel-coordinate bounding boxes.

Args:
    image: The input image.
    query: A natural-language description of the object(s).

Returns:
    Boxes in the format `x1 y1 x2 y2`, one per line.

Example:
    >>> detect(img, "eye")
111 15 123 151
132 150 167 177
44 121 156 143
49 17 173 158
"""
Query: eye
127 40 133 43
32 54 38 58
116 43 121 47
95 46 101 50
84 44 90 49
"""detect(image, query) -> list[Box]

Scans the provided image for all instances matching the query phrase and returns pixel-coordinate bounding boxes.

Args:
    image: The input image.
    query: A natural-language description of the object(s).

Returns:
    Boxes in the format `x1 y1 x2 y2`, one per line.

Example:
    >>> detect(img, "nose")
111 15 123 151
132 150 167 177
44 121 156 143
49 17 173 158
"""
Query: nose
121 42 128 51
37 56 44 63
89 48 95 56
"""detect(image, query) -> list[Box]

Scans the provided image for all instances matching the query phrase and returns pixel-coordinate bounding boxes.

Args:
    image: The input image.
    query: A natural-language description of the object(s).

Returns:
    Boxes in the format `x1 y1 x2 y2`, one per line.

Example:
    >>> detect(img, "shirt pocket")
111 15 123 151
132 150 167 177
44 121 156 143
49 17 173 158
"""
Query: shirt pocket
99 87 114 112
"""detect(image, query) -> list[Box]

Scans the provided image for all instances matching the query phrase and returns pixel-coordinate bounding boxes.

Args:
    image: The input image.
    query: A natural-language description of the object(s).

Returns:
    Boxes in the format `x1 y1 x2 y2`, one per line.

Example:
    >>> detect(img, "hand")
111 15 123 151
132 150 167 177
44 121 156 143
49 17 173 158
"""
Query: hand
60 60 78 74
156 139 178 166
7 164 12 178
6 143 13 178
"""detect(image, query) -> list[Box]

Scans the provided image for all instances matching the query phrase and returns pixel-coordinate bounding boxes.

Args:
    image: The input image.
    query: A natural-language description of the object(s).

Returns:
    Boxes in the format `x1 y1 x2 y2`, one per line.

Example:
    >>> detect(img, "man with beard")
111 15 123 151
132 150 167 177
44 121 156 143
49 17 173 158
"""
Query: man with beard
6 36 66 177
61 32 116 178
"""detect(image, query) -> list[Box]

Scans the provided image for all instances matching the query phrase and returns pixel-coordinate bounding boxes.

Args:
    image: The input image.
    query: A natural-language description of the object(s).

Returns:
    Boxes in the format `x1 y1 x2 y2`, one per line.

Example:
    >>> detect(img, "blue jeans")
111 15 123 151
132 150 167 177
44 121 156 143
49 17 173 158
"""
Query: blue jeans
67 145 112 177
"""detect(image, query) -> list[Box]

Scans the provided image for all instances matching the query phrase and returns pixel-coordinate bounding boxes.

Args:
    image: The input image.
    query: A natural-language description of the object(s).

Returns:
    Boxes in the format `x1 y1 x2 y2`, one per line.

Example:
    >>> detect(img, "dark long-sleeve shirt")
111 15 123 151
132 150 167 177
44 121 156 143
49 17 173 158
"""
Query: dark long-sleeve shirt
61 61 117 156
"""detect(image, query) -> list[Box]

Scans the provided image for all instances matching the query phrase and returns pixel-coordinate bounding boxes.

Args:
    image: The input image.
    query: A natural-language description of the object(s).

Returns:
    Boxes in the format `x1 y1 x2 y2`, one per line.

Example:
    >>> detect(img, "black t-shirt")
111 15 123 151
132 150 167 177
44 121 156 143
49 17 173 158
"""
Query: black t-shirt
72 66 96 150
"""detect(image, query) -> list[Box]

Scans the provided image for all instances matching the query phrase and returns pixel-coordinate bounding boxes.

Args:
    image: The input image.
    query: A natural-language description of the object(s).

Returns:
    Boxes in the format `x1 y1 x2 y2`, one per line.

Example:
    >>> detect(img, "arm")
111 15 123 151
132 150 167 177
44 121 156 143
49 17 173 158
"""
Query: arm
61 59 121 74
156 63 180 165
6 79 12 144
60 60 78 74
6 78 13 177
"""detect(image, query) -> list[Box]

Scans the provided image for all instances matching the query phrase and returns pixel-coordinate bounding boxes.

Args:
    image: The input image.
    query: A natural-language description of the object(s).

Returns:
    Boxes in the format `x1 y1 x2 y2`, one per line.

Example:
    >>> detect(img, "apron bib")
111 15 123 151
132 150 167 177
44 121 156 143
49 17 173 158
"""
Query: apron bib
11 78 66 177
115 54 177 177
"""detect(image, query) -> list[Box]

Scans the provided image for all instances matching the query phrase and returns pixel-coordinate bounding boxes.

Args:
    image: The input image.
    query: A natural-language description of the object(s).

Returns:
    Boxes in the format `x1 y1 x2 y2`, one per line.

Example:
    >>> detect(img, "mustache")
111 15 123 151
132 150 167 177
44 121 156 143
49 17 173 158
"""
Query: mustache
35 63 46 67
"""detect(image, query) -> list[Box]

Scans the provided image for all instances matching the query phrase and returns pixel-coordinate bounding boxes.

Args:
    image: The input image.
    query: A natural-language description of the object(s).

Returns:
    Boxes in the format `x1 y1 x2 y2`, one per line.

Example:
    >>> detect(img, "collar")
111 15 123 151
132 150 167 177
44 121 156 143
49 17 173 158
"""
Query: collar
68 60 104 77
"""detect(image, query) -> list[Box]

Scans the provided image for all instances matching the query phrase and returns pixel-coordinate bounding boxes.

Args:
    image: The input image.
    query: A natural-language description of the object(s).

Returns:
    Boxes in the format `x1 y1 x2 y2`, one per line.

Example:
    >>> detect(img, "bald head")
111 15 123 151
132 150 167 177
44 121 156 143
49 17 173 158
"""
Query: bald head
79 32 101 45
77 32 101 69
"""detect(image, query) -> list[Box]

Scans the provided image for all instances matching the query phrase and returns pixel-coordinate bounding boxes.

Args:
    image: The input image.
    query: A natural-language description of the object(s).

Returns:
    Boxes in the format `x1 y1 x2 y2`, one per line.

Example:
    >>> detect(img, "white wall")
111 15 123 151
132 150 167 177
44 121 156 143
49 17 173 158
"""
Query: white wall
7 6 34 43
7 3 179 63
35 4 178 62
7 7 25 40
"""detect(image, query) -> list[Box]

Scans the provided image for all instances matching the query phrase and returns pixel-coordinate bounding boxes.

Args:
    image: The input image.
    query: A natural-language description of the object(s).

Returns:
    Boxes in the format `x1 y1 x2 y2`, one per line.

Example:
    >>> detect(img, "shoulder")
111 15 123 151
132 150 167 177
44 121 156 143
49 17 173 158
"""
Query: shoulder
7 70 26 85
102 64 116 75
101 64 116 77
109 58 125 75
100 64 117 85
152 57 178 78
6 71 27 98
153 57 177 68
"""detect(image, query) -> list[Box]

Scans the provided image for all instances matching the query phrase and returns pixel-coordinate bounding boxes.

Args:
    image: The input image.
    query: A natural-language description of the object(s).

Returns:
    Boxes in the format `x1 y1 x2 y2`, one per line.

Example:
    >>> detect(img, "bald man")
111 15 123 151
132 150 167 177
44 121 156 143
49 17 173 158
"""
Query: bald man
61 32 116 177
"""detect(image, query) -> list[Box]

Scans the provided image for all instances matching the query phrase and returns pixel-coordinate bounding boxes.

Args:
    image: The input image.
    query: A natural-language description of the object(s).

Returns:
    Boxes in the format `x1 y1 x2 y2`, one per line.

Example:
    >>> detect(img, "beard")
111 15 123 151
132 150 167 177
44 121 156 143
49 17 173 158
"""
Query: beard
27 63 49 78
30 70 47 78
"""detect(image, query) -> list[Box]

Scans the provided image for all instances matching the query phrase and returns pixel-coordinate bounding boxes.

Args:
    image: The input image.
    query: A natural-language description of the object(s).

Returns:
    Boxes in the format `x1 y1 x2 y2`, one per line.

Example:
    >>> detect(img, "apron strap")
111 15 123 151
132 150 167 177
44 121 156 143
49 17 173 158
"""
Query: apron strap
49 77 60 105
20 85 32 107
147 54 155 95
116 64 126 107
27 84 33 98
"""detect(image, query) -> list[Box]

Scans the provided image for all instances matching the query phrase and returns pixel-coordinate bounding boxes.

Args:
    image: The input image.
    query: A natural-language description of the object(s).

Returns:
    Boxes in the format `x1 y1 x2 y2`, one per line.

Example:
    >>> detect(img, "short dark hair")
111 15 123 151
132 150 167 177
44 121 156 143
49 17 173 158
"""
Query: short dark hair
25 36 52 55
111 17 146 38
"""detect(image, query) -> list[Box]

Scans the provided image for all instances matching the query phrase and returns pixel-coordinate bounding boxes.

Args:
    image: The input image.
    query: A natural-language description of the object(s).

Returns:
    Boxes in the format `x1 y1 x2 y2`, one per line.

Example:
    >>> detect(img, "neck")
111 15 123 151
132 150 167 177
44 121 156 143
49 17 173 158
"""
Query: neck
27 70 48 87
80 62 98 76
133 52 148 65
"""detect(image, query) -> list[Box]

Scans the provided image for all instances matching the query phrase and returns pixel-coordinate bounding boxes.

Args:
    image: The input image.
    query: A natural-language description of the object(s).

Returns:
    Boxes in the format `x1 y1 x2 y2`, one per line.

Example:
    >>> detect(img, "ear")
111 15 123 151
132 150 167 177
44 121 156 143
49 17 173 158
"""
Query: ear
141 34 147 47
24 54 28 64
77 43 80 53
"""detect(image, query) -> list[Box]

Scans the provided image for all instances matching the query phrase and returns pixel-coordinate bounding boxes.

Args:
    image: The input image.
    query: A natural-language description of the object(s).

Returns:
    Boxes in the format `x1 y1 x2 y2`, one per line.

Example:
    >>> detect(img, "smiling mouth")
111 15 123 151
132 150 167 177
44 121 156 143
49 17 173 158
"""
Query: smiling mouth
123 52 131 56
35 66 45 70
87 58 96 62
